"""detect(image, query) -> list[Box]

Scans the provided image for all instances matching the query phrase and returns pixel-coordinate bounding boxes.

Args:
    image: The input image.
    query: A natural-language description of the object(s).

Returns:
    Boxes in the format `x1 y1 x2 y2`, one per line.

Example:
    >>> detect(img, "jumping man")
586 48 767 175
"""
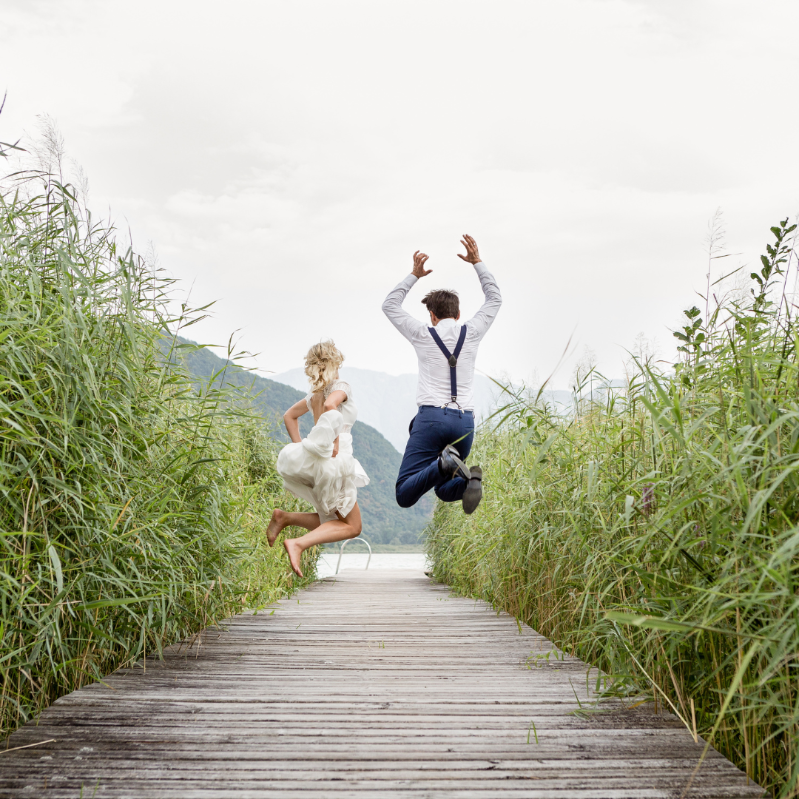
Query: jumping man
381 234 502 514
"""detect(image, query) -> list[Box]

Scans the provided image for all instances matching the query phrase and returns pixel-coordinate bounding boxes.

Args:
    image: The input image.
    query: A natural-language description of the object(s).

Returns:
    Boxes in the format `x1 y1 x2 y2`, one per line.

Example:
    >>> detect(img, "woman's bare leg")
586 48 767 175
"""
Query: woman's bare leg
284 503 362 577
267 509 321 547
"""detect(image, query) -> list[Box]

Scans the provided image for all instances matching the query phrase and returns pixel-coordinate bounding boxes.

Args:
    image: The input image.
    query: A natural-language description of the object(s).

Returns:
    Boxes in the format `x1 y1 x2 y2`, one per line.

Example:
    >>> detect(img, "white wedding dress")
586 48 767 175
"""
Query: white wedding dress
276 379 370 522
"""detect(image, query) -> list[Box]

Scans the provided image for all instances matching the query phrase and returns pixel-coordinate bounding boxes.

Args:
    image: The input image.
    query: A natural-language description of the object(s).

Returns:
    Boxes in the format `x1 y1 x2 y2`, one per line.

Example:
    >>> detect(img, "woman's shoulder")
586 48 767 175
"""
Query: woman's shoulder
325 379 352 400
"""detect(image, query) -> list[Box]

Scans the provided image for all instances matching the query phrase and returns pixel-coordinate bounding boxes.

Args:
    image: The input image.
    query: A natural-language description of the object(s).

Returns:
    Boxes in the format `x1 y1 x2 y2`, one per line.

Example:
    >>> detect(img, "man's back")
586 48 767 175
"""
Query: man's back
382 260 501 410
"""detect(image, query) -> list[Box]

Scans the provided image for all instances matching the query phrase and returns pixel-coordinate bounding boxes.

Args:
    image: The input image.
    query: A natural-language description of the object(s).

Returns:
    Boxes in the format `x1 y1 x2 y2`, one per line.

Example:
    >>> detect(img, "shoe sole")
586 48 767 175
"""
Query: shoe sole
449 452 471 482
440 446 471 481
462 466 482 514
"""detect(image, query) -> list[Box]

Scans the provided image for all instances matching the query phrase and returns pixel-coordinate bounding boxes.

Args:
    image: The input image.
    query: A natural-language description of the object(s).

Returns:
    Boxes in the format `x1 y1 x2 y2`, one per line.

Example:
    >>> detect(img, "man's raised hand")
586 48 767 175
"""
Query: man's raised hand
457 234 481 265
412 250 432 278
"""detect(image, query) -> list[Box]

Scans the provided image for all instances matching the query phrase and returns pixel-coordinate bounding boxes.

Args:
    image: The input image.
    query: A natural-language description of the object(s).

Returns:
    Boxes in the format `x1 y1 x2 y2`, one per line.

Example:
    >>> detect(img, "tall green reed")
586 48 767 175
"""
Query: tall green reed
428 219 799 797
0 155 316 738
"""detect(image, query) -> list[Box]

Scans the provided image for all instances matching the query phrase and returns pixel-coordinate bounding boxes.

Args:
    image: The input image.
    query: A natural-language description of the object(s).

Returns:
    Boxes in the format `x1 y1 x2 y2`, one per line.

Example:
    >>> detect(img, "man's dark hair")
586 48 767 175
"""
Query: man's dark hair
421 289 460 320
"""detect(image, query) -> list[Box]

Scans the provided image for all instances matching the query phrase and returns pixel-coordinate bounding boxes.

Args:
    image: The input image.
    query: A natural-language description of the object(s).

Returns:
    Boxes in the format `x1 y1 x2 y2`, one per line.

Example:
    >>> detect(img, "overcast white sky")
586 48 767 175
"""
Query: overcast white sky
3 0 799 388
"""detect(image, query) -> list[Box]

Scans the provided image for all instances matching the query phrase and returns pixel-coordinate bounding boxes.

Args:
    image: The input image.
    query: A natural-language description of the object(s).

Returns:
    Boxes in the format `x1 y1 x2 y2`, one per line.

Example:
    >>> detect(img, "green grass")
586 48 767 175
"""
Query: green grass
427 219 799 797
0 149 317 738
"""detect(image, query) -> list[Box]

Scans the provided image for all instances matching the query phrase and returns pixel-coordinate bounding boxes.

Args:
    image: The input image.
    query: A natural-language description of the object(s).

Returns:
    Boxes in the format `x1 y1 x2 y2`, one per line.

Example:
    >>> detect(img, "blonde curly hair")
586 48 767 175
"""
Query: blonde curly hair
304 340 344 393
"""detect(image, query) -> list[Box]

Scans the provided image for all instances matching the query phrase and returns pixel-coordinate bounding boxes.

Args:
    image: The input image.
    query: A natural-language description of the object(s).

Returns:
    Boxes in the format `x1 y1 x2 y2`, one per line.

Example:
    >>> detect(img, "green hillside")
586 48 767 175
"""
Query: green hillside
168 337 433 547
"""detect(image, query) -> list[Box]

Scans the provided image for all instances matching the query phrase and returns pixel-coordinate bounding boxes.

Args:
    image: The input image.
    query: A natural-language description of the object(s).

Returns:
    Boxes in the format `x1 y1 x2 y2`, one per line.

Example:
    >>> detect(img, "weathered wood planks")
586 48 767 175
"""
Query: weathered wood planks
0 568 764 798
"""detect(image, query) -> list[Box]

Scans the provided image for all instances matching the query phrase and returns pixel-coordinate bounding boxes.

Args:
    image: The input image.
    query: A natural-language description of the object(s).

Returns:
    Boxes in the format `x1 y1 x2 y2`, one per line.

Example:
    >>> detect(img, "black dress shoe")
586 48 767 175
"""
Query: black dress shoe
438 445 471 481
462 465 483 514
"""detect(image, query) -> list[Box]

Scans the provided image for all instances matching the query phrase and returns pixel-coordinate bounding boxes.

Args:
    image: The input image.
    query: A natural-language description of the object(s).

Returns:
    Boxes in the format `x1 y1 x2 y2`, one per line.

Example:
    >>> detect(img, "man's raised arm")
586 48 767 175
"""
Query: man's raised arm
381 250 431 343
458 234 501 340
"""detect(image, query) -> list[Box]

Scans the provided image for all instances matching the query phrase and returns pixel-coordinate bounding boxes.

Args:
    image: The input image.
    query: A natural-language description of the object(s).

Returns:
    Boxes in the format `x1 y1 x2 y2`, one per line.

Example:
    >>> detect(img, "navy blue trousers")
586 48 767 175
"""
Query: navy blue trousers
396 406 475 508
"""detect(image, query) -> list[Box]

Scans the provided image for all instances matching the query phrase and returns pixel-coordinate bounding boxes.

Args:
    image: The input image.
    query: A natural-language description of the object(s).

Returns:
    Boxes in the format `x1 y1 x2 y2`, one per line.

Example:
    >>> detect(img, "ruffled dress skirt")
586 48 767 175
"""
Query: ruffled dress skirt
277 409 370 522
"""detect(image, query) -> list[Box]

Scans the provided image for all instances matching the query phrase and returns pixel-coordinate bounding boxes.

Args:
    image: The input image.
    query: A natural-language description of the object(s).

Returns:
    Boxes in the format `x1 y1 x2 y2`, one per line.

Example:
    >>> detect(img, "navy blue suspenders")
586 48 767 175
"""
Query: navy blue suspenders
428 325 467 408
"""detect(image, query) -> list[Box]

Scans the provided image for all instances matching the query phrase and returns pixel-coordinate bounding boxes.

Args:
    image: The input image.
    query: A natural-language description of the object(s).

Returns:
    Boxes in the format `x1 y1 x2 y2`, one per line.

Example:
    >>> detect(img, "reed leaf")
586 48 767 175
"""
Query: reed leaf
427 219 799 797
0 160 317 739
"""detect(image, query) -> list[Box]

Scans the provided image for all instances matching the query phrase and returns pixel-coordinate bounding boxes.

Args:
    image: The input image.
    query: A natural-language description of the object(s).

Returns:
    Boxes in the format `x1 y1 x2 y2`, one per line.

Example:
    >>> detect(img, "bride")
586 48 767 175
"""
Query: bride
267 341 369 577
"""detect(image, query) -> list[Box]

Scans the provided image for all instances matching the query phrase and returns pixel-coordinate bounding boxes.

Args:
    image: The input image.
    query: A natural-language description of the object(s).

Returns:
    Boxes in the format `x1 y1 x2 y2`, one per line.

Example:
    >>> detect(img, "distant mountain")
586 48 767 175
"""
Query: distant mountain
169 339 434 547
272 367 572 451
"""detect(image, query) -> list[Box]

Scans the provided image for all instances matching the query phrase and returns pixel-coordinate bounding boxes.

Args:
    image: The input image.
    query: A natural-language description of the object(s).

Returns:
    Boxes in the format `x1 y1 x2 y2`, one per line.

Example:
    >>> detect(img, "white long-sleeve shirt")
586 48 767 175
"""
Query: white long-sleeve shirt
381 262 502 410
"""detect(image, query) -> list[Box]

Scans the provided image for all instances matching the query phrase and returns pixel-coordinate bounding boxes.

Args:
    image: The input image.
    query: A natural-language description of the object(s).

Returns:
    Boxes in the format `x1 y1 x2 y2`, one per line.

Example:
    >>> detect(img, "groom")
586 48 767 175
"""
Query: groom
382 234 502 514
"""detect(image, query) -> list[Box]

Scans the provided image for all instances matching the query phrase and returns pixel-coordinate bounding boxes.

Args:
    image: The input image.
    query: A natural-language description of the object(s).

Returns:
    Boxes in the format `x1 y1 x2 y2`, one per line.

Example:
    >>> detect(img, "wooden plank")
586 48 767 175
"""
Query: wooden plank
0 789 765 799
0 568 764 797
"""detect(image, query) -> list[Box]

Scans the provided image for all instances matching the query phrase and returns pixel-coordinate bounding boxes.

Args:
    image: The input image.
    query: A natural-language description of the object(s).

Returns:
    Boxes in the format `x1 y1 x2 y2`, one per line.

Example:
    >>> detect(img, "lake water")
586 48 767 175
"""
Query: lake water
315 551 429 579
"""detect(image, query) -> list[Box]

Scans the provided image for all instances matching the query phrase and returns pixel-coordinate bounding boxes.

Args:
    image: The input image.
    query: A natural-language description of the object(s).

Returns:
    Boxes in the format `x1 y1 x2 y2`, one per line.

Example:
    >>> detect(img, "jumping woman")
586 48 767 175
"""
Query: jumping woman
267 341 369 577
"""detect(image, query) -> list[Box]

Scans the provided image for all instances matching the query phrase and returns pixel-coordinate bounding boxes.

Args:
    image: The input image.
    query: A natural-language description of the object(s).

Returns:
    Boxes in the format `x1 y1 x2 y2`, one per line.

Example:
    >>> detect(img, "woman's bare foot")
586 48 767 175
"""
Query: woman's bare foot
283 538 304 578
267 509 285 547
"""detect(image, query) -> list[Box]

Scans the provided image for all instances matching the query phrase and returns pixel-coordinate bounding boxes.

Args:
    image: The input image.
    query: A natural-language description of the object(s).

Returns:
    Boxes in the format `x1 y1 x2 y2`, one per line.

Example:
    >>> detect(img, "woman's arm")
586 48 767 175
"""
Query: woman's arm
323 390 347 413
283 398 308 444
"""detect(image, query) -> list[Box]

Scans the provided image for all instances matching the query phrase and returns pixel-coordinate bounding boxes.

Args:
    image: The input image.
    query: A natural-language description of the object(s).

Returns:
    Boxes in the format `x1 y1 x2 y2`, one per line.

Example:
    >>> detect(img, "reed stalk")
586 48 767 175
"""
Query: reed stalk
0 154 316 739
428 219 799 797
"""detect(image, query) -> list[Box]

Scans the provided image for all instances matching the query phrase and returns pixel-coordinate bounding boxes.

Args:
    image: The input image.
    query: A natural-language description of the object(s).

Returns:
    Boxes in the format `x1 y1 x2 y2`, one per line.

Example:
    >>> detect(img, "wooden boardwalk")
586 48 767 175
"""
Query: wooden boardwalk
0 568 763 798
